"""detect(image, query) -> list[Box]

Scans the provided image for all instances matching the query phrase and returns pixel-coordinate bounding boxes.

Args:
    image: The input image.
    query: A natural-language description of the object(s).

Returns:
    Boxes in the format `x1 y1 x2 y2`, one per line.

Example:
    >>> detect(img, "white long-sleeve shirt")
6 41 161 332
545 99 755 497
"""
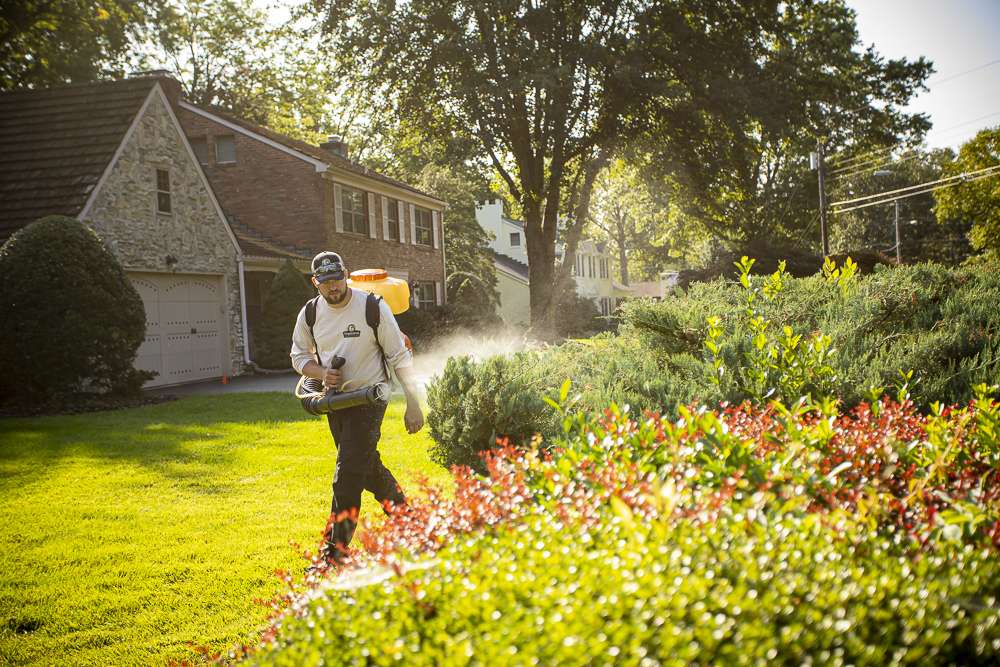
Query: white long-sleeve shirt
290 288 412 389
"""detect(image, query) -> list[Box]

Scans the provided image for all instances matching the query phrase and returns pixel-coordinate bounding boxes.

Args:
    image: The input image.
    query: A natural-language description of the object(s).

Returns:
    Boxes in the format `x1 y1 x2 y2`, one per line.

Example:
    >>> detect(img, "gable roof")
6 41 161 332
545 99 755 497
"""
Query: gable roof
493 250 529 282
179 101 446 206
0 77 158 243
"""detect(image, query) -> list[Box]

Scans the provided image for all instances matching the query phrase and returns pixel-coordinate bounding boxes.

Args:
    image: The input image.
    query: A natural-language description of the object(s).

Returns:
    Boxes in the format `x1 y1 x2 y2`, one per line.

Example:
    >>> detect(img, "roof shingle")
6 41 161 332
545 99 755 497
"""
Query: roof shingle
0 77 158 243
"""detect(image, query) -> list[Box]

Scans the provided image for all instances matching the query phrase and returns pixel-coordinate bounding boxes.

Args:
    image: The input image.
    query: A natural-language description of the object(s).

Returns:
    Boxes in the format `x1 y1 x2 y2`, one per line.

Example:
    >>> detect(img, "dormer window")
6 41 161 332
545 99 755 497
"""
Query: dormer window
510 232 521 247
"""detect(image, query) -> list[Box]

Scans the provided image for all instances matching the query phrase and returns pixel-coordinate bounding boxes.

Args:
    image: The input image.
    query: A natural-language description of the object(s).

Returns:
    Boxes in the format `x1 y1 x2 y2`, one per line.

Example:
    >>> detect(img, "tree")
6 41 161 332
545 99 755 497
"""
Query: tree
589 159 707 284
315 0 792 338
636 1 932 249
935 126 1000 258
830 147 972 263
414 164 500 324
1 1 162 89
146 0 342 143
253 259 314 370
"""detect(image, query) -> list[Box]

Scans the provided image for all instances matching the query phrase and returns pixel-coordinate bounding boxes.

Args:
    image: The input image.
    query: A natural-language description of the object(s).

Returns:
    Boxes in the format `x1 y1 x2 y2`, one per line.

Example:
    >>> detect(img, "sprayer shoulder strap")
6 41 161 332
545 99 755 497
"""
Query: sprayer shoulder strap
304 296 322 365
365 292 391 383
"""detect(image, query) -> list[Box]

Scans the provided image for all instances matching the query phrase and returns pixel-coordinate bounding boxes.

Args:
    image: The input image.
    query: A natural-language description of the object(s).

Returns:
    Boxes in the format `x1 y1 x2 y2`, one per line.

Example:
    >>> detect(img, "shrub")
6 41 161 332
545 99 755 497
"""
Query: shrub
0 216 148 402
252 260 314 370
237 392 1000 665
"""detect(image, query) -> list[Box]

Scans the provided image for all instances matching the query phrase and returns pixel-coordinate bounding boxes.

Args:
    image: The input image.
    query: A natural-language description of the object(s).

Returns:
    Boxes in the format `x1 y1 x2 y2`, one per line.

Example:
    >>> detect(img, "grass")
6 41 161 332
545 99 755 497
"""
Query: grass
0 393 451 665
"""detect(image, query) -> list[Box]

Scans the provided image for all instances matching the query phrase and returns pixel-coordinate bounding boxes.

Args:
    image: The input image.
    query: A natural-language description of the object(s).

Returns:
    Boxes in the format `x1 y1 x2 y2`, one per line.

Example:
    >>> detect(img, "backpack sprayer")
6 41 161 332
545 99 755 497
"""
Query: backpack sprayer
296 268 411 416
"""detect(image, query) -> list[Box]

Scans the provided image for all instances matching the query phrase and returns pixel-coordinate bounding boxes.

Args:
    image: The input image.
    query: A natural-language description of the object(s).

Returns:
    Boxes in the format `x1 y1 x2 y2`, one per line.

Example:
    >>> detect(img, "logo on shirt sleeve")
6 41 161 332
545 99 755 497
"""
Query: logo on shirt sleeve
342 323 361 338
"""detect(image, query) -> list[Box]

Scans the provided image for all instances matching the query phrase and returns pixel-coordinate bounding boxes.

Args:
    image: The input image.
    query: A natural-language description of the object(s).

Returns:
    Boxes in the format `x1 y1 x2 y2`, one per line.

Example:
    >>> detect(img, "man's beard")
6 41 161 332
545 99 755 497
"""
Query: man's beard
322 288 349 305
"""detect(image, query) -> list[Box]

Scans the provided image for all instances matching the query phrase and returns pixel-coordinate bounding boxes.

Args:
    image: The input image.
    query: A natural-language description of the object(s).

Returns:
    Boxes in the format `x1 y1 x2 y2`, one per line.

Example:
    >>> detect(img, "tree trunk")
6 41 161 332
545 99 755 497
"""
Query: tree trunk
617 220 629 286
524 197 557 340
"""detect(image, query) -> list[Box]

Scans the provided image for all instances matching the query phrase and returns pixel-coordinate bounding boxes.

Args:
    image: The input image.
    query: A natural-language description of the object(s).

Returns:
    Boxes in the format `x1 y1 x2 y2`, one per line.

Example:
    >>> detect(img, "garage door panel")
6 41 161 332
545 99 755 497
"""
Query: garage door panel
128 272 227 388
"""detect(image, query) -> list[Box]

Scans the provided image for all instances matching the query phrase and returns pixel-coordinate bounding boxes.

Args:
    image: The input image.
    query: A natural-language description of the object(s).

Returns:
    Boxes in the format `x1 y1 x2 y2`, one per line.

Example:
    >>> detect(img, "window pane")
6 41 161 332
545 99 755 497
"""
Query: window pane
510 232 520 246
386 199 399 240
216 135 236 163
157 191 171 214
415 207 433 246
341 186 368 234
190 137 209 164
156 168 170 191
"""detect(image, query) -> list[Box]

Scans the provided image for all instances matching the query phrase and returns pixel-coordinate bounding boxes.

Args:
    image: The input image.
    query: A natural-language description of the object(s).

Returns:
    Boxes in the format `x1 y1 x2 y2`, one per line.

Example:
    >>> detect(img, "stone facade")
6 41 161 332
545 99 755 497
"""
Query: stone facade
83 86 246 375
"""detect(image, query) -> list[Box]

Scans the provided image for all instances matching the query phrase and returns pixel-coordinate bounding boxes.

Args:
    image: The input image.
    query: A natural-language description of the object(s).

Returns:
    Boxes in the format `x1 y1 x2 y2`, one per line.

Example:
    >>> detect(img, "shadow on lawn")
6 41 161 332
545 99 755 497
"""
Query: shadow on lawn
0 393 318 483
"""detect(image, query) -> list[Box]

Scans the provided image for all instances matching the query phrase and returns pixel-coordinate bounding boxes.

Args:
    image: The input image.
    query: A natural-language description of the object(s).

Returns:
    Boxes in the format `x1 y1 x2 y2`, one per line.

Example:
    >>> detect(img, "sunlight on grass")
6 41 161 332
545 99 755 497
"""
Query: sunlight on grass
0 393 451 665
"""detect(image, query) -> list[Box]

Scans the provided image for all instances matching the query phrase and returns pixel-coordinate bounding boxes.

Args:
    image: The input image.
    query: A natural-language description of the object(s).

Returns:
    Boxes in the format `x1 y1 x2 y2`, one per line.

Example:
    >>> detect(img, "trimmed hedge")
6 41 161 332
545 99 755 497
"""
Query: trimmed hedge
0 216 148 401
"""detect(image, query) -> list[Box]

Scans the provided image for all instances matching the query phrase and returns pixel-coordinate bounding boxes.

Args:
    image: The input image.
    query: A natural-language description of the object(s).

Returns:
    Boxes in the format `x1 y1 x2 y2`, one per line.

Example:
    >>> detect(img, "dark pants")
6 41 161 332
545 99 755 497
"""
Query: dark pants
322 402 404 556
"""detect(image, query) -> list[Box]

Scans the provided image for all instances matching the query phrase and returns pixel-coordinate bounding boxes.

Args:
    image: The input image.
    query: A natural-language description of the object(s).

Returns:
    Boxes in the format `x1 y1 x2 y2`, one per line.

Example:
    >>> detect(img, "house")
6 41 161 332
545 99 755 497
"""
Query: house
176 101 447 359
475 198 630 325
0 75 246 388
629 272 680 301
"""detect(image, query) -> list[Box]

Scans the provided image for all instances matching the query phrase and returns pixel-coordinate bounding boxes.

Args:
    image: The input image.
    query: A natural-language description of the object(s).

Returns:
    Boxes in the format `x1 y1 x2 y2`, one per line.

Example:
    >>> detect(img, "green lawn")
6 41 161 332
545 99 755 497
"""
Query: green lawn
0 394 451 665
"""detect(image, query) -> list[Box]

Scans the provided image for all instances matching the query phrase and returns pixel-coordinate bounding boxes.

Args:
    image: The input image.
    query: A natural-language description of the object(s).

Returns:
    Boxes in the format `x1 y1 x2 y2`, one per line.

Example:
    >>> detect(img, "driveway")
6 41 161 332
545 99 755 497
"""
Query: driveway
144 372 298 397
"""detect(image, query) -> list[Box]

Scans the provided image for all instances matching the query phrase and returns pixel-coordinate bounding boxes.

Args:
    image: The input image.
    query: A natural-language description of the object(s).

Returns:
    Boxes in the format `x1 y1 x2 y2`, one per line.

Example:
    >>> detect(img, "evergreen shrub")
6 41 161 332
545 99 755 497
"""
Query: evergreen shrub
0 216 148 402
252 260 314 370
426 259 1000 464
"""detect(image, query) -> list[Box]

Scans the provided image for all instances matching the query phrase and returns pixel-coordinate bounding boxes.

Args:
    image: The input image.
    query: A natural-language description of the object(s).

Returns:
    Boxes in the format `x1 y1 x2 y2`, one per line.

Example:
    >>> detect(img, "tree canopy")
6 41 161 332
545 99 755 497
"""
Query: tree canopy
935 126 1000 258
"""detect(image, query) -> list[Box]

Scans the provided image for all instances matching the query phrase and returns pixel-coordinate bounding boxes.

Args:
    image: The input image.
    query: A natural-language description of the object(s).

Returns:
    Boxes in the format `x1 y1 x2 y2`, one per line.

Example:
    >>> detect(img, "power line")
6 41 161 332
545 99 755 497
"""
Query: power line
831 163 1000 208
828 109 1000 172
830 167 1000 214
830 150 925 182
927 58 1000 87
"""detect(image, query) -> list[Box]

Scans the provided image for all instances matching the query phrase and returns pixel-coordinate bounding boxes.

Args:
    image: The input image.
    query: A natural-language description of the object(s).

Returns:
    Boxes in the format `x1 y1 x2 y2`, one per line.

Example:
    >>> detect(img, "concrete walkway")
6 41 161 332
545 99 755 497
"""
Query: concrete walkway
144 372 298 397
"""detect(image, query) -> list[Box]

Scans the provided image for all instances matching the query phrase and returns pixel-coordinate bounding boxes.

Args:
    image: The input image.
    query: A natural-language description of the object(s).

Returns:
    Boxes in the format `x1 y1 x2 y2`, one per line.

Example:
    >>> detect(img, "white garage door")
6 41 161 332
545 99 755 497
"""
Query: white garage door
129 272 228 388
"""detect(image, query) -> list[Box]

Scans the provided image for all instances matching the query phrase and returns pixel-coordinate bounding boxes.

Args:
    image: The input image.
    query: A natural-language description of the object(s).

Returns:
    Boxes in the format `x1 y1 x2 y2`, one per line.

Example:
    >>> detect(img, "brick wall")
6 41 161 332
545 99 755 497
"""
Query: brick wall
178 105 446 295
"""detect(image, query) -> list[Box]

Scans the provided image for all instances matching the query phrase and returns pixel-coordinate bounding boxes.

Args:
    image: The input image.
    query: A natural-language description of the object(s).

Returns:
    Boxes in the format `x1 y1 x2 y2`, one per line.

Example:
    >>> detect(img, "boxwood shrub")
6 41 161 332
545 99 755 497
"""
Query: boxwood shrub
0 216 148 402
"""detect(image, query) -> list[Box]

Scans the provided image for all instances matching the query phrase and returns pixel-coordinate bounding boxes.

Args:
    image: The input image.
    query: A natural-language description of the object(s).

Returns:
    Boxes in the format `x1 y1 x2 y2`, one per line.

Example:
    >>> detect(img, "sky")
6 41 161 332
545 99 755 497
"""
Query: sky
846 0 1000 151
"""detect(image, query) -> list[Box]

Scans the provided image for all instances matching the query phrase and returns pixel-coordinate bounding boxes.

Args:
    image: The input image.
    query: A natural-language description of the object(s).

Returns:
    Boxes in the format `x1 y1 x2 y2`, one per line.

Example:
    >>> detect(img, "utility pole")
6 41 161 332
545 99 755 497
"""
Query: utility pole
893 199 901 264
811 142 830 256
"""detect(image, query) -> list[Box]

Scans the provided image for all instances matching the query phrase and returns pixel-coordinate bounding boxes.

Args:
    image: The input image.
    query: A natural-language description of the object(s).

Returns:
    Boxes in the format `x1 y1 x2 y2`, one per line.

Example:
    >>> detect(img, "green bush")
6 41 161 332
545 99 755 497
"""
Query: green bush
426 259 1000 463
0 216 148 402
252 260 314 370
426 353 560 470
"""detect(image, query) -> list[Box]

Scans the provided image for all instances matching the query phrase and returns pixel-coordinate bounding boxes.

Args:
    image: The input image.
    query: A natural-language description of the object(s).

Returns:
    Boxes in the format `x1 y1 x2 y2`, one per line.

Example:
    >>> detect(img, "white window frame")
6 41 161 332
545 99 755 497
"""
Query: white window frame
414 206 433 246
385 197 400 241
339 185 369 236
510 232 521 247
415 281 436 308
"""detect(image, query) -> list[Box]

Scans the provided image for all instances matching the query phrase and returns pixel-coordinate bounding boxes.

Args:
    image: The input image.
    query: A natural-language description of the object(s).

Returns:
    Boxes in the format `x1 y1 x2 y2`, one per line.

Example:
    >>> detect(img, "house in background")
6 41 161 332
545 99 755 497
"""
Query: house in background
177 100 447 359
0 75 246 388
629 271 680 301
475 198 629 326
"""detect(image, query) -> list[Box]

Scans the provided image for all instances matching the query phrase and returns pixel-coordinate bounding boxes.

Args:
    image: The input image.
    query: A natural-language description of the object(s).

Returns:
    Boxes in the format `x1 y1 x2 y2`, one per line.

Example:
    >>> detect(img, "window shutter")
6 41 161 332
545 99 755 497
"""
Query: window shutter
409 204 418 244
435 281 443 306
381 196 390 240
333 183 344 233
367 192 377 238
398 200 407 244
432 210 440 249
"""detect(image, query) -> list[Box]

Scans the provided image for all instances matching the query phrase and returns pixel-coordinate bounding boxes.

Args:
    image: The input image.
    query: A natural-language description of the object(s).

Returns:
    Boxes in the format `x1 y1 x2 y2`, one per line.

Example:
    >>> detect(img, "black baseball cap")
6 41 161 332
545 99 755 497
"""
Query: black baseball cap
311 251 346 282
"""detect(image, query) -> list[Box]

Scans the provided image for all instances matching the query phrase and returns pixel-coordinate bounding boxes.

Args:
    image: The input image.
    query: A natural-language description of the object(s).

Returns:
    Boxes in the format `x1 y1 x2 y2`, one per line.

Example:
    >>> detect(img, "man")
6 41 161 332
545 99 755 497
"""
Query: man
290 251 424 563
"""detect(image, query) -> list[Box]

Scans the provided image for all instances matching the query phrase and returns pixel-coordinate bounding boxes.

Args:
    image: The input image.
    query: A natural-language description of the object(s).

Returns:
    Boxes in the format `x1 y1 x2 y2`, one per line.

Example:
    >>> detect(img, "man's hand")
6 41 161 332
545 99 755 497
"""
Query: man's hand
323 366 343 390
404 399 424 434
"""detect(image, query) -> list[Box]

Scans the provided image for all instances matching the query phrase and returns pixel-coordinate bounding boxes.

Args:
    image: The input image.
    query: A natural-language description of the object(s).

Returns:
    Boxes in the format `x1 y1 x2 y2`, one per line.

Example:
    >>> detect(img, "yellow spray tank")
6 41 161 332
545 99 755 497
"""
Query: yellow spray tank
347 269 413 351
347 269 410 314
